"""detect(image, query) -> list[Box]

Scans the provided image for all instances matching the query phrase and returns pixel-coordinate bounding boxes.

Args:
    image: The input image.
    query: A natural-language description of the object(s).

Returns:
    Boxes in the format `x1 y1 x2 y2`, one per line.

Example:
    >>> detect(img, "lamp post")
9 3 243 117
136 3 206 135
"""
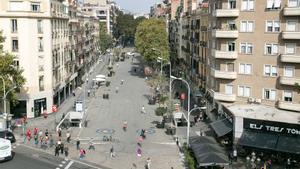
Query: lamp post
0 76 17 129
170 75 191 145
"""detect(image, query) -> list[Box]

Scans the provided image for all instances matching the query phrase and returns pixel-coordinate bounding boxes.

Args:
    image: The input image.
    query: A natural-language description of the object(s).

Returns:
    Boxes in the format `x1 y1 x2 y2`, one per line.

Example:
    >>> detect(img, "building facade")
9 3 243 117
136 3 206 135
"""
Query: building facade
0 0 100 118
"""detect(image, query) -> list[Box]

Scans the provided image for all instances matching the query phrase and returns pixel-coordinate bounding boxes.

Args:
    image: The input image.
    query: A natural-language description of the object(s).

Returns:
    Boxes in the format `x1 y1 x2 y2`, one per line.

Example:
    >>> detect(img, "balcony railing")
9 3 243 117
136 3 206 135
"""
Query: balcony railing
213 9 239 17
283 7 300 16
211 69 237 79
279 76 300 86
212 49 237 59
278 101 300 112
212 29 238 38
282 31 300 39
211 90 236 102
280 54 300 63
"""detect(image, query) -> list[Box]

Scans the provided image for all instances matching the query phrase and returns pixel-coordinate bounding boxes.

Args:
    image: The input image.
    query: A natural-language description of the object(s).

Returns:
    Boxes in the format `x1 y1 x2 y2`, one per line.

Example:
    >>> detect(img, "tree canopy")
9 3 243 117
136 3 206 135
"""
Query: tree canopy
99 22 113 53
114 11 145 46
135 18 170 63
0 31 26 105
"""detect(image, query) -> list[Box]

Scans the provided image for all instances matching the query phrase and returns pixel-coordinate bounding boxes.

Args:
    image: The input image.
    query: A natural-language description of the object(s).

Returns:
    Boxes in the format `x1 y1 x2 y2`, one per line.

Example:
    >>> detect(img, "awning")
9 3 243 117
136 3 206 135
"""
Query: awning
239 130 278 150
276 136 300 154
210 118 233 137
189 136 229 167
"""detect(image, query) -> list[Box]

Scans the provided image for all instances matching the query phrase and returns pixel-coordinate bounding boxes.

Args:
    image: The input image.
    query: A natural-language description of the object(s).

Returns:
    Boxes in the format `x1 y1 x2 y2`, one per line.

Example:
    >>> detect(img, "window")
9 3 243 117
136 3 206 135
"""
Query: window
225 85 233 95
38 37 43 52
9 1 24 11
264 65 277 76
12 39 18 52
241 0 254 10
11 19 17 32
31 2 40 12
288 0 299 7
240 21 254 32
285 43 296 54
266 21 280 32
13 59 19 68
228 0 237 9
239 63 252 74
267 0 281 9
39 76 44 91
226 63 234 72
228 20 236 30
238 86 251 97
283 91 293 102
265 43 278 55
228 42 235 51
240 43 253 54
37 20 43 33
264 89 276 100
284 66 294 77
286 20 297 31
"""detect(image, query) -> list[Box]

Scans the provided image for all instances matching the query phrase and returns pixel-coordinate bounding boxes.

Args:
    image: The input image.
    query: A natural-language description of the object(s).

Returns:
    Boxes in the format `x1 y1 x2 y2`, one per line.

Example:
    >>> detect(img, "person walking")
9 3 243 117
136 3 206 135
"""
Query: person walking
60 142 64 154
110 146 115 158
26 129 32 142
137 147 142 157
66 131 71 143
88 141 95 150
34 135 38 146
54 145 60 156
79 148 86 160
34 127 38 136
64 145 69 158
49 134 54 148
145 157 151 169
115 86 119 93
76 139 80 150
121 79 124 85
45 129 49 137
57 128 62 138
141 105 145 114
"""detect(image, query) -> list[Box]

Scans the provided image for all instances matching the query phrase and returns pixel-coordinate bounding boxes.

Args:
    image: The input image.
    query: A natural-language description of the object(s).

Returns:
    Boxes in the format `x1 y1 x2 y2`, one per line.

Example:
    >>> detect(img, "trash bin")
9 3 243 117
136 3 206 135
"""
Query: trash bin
170 127 176 135
166 127 172 135
84 120 88 127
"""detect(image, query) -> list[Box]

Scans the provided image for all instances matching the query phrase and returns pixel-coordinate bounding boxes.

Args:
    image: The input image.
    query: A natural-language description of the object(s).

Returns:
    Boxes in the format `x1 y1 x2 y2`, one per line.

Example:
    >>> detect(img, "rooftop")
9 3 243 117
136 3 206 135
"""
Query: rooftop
224 103 300 125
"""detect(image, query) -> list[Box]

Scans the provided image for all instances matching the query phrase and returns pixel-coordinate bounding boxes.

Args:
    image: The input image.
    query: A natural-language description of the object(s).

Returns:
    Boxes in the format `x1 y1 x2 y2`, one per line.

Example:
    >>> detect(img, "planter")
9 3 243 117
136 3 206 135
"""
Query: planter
166 126 176 135
105 81 111 87
163 115 172 123
155 107 167 116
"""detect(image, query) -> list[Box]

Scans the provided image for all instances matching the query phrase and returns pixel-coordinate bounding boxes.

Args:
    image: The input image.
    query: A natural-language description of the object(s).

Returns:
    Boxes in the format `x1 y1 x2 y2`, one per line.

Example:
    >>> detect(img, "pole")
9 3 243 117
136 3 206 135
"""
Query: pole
0 76 6 128
169 63 172 111
186 80 191 146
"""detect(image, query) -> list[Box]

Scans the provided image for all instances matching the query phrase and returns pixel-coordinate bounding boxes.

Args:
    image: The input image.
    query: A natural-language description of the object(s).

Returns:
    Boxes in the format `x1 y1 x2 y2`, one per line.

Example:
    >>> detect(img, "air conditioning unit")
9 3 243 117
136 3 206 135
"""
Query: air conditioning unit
248 97 255 103
255 99 262 104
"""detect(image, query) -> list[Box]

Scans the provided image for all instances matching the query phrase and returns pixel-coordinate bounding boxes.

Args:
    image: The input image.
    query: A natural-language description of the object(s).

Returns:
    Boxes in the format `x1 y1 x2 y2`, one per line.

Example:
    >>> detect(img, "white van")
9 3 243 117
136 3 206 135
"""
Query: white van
0 138 12 161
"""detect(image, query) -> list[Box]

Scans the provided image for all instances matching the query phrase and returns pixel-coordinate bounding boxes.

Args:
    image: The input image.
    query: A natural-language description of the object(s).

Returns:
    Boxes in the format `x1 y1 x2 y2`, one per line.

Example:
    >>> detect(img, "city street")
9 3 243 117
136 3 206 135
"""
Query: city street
1 144 99 169
69 54 184 169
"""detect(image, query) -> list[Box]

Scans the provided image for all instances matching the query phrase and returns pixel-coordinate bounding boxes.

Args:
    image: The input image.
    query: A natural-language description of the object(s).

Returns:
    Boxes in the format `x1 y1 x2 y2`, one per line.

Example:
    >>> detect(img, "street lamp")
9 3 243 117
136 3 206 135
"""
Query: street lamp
170 75 191 145
0 76 17 129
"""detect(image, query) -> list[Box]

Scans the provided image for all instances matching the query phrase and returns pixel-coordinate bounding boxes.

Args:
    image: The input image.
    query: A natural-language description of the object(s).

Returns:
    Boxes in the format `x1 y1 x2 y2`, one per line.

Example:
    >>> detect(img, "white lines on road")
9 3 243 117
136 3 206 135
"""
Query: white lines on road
64 161 74 169
151 142 176 145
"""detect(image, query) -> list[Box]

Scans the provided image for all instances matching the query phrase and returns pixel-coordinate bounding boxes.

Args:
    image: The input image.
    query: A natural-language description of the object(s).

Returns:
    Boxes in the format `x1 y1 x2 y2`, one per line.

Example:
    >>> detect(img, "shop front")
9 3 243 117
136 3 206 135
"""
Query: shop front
237 118 300 164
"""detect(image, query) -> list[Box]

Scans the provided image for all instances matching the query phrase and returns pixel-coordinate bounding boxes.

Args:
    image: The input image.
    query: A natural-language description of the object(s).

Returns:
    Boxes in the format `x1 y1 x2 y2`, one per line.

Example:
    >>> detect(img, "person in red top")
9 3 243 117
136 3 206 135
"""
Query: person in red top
34 127 38 135
26 129 32 141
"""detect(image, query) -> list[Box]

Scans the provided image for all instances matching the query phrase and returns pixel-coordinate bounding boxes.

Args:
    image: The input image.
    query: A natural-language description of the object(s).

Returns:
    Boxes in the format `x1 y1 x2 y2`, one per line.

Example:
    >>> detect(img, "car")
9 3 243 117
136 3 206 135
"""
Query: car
0 130 16 144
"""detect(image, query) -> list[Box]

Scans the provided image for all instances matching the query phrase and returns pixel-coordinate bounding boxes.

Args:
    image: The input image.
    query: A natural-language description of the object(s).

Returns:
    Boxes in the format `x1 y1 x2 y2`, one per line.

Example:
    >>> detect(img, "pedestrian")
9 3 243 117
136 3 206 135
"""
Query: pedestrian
76 139 80 150
175 137 179 146
233 148 237 162
137 147 142 157
115 86 119 93
34 127 38 136
58 128 62 138
34 135 38 146
64 145 69 158
38 130 43 138
66 131 71 143
60 142 64 154
55 145 60 156
45 129 49 137
72 90 75 96
141 105 145 114
79 148 86 160
121 79 124 85
26 129 32 141
88 141 95 150
87 89 90 97
110 146 115 158
146 157 151 169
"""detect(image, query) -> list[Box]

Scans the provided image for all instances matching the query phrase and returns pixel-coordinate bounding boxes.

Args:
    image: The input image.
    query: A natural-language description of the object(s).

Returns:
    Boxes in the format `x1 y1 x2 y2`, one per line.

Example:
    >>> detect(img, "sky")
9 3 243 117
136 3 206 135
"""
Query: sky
113 0 161 14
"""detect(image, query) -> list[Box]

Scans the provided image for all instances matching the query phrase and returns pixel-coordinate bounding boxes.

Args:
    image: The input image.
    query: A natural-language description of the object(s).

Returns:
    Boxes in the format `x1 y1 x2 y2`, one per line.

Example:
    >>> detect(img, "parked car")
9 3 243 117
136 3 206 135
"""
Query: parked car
0 130 16 143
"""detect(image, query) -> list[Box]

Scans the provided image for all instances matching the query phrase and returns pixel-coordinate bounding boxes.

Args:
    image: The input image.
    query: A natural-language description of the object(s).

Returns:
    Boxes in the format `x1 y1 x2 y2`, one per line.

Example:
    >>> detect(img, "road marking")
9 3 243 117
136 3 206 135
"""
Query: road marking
72 159 101 169
59 164 63 167
64 161 74 169
152 142 176 145
56 168 60 169
62 161 66 164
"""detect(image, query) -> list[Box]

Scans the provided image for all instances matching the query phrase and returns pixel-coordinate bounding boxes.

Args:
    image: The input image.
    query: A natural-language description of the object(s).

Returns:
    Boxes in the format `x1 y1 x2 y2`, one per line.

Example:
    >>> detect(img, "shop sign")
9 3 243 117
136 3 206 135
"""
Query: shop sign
244 118 300 136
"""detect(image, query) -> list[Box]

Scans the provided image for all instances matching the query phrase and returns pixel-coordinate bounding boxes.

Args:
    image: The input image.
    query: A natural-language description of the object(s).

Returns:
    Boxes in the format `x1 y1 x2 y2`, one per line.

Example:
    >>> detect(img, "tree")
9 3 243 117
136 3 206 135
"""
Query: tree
114 11 145 46
135 18 170 63
99 22 113 53
0 31 26 105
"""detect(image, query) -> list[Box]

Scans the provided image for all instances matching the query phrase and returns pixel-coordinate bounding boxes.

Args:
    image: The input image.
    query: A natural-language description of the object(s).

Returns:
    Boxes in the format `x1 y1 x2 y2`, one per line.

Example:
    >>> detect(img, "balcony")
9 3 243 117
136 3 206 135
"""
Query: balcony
278 101 300 112
283 7 300 16
212 49 237 59
279 76 300 86
280 54 300 63
211 69 237 79
281 31 300 39
212 90 236 102
212 30 238 38
69 18 79 23
213 9 239 17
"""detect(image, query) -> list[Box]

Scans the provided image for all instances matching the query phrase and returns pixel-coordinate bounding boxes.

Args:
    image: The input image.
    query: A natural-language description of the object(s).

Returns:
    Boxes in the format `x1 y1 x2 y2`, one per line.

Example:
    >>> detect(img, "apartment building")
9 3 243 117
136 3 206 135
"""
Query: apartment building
0 0 100 119
169 0 300 157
